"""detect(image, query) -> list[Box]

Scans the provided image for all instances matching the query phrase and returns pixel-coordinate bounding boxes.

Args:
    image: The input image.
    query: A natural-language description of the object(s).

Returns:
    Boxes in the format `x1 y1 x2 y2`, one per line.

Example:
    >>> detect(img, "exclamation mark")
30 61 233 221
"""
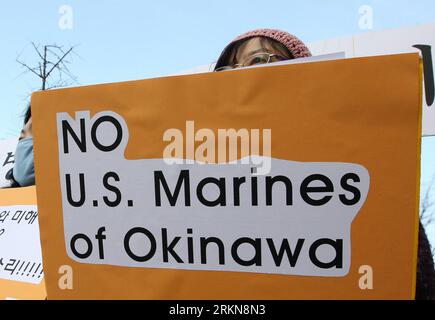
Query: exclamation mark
27 263 36 277
21 261 30 276
16 260 25 275
32 263 41 278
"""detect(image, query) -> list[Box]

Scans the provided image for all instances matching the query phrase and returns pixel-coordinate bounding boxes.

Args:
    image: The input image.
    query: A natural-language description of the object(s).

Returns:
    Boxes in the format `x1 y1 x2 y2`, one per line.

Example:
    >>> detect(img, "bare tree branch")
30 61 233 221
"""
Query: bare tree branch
31 42 44 61
45 47 74 79
16 43 78 91
16 59 43 78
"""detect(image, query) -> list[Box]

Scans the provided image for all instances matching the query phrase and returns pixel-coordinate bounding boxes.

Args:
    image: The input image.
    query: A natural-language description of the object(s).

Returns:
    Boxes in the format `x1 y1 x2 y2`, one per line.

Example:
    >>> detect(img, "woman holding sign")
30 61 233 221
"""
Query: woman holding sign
213 28 435 299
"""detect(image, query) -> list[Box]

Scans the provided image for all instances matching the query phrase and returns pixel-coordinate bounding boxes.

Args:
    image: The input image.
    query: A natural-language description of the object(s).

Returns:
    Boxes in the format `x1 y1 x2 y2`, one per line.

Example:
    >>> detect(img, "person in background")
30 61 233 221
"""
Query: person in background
214 28 435 299
6 105 35 187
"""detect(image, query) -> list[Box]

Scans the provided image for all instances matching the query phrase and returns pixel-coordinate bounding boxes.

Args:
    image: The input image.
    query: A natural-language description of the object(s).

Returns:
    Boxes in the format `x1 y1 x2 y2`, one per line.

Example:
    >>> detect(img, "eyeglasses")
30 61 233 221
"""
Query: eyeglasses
215 52 289 72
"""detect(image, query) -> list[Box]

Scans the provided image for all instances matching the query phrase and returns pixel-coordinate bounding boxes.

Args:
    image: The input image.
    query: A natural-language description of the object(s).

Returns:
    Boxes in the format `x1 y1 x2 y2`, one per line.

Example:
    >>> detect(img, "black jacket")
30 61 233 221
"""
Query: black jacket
416 222 435 299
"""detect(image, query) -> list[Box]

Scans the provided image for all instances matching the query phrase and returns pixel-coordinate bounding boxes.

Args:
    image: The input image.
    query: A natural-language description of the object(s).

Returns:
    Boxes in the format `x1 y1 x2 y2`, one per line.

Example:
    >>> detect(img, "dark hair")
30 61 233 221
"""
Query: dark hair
24 104 31 125
214 37 294 71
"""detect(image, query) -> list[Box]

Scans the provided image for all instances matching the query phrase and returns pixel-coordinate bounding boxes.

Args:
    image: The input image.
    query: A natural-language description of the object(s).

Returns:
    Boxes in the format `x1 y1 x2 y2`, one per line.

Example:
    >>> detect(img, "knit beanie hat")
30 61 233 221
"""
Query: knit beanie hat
214 28 312 70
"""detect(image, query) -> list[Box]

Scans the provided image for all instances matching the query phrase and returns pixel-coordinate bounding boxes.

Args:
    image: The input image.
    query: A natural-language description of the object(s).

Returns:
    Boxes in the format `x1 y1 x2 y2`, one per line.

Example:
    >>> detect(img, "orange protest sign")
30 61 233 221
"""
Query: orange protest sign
0 187 46 300
31 53 421 299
